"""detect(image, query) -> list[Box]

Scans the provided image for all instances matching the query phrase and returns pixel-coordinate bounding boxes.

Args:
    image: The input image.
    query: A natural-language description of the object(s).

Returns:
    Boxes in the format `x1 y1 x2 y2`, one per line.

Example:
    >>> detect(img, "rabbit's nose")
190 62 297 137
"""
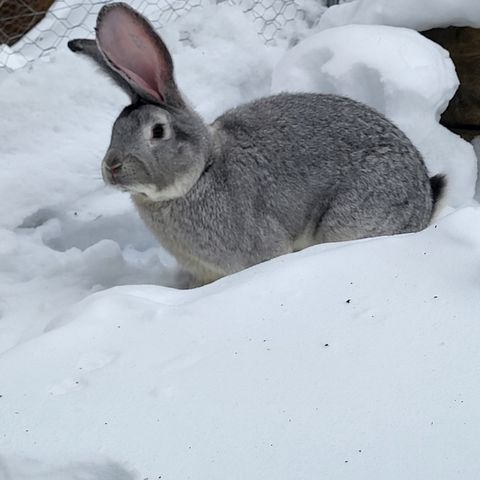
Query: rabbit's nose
105 154 123 174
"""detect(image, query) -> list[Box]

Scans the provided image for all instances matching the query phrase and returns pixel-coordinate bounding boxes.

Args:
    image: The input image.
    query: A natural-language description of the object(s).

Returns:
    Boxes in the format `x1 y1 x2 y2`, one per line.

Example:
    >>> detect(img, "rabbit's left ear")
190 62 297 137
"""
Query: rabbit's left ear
68 38 137 99
95 3 184 108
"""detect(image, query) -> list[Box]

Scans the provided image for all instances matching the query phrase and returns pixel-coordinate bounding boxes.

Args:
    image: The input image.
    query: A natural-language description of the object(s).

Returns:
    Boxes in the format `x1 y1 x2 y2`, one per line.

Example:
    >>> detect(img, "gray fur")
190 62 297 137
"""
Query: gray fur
69 3 444 286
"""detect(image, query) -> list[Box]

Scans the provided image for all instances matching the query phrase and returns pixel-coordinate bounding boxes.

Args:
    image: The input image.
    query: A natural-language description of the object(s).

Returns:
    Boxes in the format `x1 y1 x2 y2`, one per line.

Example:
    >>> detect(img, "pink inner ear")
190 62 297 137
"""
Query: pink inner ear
96 8 167 102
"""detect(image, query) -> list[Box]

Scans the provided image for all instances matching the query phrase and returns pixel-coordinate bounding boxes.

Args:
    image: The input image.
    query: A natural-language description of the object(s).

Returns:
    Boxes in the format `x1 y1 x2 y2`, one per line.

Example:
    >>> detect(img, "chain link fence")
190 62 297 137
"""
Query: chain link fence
0 0 328 72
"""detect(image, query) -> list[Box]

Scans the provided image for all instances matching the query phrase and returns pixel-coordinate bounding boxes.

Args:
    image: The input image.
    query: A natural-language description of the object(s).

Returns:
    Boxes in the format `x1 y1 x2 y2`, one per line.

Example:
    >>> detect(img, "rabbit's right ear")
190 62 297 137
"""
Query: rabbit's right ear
67 38 136 99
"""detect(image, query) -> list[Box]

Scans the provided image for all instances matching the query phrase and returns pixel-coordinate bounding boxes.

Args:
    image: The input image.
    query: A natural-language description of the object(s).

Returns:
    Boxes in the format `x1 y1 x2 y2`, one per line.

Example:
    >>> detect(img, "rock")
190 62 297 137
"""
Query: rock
423 27 480 139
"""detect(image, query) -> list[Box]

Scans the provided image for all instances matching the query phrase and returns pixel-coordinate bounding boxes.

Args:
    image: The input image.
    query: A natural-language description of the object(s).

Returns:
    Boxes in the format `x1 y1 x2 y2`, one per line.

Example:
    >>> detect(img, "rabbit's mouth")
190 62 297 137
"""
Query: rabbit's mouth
101 152 152 190
101 163 120 187
101 152 203 201
101 167 169 201
117 165 202 202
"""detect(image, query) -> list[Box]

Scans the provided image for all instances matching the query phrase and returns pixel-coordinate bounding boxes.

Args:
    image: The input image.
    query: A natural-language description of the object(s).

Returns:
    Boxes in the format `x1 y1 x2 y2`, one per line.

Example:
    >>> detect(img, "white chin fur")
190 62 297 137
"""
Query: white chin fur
129 171 199 202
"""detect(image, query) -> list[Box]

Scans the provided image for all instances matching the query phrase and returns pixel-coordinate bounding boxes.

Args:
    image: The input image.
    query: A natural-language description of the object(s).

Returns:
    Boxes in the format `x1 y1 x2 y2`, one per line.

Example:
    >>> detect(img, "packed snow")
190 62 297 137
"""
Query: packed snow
319 0 480 31
1 1 480 479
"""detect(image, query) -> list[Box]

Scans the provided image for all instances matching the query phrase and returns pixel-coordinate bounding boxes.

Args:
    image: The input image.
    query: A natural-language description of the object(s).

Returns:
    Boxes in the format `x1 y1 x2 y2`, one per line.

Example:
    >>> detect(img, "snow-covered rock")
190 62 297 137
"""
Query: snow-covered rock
319 0 480 31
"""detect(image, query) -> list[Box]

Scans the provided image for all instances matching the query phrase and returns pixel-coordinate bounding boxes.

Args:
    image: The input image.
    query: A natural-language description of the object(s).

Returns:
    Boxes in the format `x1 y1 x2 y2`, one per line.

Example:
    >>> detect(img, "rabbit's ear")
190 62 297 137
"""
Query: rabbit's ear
95 3 184 107
68 38 136 98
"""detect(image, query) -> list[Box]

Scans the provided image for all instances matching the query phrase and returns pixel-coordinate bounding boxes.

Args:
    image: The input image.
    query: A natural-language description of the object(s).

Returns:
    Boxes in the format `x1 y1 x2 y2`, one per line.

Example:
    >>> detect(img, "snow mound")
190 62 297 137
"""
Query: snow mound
1 207 480 478
319 0 480 31
272 24 477 206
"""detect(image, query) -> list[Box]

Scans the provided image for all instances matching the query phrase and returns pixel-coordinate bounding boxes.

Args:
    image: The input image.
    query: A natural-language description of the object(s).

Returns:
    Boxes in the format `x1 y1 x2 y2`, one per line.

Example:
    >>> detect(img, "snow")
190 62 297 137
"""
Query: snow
1 0 480 478
473 136 480 198
319 0 480 31
2 209 480 479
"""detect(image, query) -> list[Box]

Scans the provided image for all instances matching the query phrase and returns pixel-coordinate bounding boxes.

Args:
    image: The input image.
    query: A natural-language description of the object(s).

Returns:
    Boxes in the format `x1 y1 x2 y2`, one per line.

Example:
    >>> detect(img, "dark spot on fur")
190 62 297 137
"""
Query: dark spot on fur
173 124 190 142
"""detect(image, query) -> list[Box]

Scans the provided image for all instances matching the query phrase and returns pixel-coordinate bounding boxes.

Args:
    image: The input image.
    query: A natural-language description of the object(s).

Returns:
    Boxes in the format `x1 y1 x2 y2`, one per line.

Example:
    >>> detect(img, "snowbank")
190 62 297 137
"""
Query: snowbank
2 208 480 478
272 24 478 206
319 0 480 31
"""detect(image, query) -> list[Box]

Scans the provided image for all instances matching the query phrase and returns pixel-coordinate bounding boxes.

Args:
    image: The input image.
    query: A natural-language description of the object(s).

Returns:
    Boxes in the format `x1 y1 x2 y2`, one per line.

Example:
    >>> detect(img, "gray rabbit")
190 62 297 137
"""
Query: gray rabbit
69 2 445 286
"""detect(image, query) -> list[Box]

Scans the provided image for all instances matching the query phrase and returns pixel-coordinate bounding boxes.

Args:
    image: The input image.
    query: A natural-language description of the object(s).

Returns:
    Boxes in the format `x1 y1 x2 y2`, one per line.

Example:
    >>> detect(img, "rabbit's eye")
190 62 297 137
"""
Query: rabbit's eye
152 124 165 139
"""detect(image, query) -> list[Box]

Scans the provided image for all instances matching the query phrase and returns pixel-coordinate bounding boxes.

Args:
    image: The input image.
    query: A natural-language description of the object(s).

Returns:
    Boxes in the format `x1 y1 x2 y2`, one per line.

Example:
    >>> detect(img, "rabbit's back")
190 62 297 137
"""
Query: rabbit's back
215 92 426 179
211 92 433 238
